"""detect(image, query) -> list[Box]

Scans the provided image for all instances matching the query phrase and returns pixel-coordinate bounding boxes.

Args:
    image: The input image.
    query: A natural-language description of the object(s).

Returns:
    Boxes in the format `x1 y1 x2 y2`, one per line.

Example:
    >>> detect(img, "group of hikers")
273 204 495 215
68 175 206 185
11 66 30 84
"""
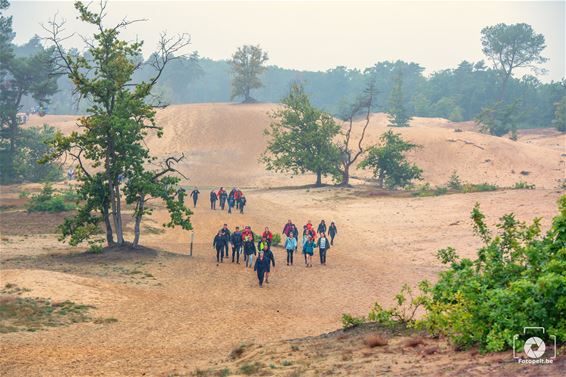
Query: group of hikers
212 220 338 287
190 187 247 214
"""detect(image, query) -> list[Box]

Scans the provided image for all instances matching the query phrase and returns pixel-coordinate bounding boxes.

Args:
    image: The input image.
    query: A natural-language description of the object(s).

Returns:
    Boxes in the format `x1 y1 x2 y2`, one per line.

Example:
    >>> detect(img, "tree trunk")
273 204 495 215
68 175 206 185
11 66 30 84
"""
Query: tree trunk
102 205 114 246
339 165 350 186
132 195 145 248
315 170 322 187
377 171 385 189
114 184 124 245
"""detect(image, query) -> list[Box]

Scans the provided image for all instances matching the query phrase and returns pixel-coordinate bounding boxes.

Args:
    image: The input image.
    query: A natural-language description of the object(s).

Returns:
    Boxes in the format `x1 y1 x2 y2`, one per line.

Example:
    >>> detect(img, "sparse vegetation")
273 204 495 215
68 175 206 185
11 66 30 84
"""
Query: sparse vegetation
239 362 264 375
513 181 535 189
25 183 75 213
0 296 93 333
341 313 366 329
447 171 462 190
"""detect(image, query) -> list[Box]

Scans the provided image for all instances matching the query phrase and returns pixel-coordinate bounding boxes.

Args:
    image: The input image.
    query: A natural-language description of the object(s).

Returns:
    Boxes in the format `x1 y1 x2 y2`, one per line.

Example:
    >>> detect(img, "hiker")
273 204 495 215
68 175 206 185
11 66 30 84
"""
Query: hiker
303 234 316 268
317 232 330 265
285 231 298 266
239 195 247 214
282 220 295 238
317 220 327 235
263 243 275 284
257 236 269 254
213 230 227 263
219 224 231 258
219 189 228 210
231 226 243 263
329 222 338 245
262 227 273 246
227 195 235 214
210 190 217 210
234 189 242 209
242 226 256 268
190 188 200 208
254 251 269 287
67 167 75 181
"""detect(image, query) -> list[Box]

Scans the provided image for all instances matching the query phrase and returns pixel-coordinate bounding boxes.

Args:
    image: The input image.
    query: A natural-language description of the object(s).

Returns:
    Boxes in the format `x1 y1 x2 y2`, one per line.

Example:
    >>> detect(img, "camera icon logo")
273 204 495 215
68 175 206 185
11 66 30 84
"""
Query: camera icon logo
513 327 556 364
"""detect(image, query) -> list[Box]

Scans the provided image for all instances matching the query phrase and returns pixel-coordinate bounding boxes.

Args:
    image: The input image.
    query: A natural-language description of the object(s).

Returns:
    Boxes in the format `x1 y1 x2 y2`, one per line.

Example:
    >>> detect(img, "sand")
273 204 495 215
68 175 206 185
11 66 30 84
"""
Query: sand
1 104 564 376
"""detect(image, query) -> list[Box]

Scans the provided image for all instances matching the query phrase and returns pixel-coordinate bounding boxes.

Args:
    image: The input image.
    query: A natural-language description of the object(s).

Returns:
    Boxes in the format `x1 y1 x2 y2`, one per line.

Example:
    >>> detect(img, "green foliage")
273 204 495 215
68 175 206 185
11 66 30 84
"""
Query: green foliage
481 23 547 97
230 45 268 102
18 190 30 199
513 181 535 190
552 96 566 132
272 233 281 246
43 2 192 247
461 183 498 193
447 171 462 190
387 64 412 127
368 282 431 327
341 313 366 329
359 130 422 189
261 84 341 186
419 198 566 352
0 0 59 183
26 183 74 213
476 101 519 138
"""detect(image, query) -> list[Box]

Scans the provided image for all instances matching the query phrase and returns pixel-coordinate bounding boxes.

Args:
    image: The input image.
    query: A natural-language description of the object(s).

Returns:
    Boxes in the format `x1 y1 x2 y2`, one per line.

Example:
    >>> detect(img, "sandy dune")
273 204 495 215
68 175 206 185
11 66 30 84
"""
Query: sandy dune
28 103 565 188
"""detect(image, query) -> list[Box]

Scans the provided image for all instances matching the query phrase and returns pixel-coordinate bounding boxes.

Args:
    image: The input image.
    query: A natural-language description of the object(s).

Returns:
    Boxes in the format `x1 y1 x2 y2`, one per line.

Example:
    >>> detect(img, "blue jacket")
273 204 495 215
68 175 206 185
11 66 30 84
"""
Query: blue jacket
285 237 297 250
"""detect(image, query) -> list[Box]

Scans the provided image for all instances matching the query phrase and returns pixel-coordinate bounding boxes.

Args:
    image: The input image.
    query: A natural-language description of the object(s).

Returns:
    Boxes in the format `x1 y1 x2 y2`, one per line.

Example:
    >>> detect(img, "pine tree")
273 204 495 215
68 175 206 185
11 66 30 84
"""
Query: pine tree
387 65 412 127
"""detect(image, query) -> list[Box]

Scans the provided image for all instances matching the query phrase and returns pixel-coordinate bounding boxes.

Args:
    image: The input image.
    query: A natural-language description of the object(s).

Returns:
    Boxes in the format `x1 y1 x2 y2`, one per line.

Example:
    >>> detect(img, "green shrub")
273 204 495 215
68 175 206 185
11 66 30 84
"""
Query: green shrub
447 171 462 190
461 183 498 193
26 183 75 213
512 181 535 190
341 313 366 329
419 197 566 352
18 190 30 199
272 233 282 246
368 282 430 328
434 186 448 196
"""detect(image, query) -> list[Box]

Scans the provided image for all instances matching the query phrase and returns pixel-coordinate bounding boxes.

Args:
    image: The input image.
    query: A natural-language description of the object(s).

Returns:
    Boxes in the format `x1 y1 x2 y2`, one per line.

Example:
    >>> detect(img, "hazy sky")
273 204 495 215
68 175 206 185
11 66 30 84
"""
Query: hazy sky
7 1 565 82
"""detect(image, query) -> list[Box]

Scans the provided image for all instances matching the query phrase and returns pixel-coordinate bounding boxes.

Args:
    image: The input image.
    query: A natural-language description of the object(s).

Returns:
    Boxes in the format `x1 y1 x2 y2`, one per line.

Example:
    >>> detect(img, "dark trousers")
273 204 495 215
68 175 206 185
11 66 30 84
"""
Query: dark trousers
216 247 224 262
211 200 216 210
224 243 229 257
286 249 294 265
232 245 241 263
240 204 245 214
330 234 335 245
228 204 233 214
220 199 226 210
320 248 327 264
193 198 198 208
257 271 265 286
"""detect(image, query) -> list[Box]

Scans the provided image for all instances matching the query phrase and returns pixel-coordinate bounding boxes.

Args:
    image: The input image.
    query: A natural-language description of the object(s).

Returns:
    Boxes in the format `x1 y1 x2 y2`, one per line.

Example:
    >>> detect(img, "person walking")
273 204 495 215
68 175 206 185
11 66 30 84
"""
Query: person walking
317 232 330 265
262 227 273 247
254 251 268 287
220 189 228 210
317 220 327 235
239 195 247 214
285 231 297 266
234 189 242 209
210 190 217 210
190 188 200 208
329 222 338 245
227 195 235 214
263 244 275 284
282 220 295 238
303 235 316 268
231 226 243 263
242 226 256 268
257 236 269 254
213 230 226 263
219 224 231 258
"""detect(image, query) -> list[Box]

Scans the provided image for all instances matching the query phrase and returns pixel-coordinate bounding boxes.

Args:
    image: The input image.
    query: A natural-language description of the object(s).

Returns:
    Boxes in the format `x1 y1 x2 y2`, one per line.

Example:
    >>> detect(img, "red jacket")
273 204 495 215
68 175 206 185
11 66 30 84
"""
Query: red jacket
262 231 273 241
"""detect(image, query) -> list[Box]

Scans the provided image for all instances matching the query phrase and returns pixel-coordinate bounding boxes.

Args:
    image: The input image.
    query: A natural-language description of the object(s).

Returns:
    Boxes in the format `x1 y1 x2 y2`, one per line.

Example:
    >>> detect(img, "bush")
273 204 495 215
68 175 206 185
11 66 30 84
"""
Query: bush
512 181 535 190
461 183 498 193
447 171 462 190
341 313 366 329
368 282 430 328
26 183 75 213
272 233 282 246
419 198 566 352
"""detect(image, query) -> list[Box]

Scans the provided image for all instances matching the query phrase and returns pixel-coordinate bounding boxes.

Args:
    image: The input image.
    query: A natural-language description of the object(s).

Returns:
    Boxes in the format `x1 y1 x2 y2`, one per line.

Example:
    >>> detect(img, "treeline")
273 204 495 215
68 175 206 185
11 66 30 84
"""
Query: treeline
11 38 560 128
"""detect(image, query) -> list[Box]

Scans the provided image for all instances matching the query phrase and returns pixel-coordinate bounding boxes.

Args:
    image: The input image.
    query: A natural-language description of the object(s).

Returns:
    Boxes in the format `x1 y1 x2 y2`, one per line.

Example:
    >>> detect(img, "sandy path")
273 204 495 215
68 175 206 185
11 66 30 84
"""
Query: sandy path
1 187 562 376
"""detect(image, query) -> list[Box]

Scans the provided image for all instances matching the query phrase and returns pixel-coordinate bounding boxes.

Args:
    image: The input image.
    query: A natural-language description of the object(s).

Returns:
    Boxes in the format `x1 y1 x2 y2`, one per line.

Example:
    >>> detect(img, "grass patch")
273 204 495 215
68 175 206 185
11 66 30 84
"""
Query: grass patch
0 296 94 333
1 283 31 295
239 362 264 375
